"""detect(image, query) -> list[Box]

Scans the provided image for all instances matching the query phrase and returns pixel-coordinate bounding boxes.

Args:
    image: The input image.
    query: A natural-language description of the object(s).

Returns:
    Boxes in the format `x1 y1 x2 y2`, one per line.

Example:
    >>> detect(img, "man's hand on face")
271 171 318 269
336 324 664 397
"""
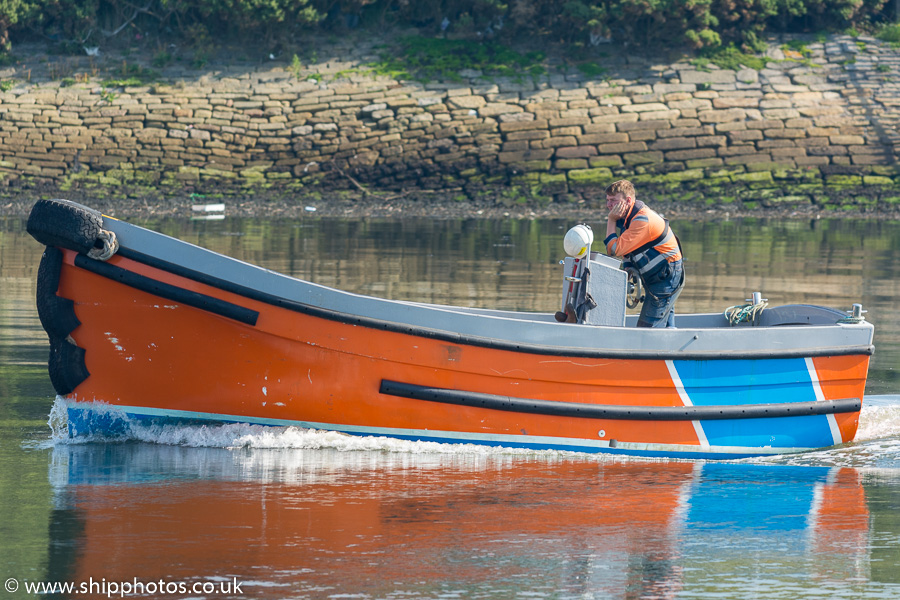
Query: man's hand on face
606 194 631 220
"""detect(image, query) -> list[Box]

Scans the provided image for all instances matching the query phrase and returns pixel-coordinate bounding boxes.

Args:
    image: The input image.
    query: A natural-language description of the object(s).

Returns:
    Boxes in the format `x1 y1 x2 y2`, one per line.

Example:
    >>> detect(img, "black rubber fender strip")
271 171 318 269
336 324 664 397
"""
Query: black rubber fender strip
48 337 89 395
379 380 862 421
115 247 874 361
36 247 81 339
27 199 104 254
73 254 259 326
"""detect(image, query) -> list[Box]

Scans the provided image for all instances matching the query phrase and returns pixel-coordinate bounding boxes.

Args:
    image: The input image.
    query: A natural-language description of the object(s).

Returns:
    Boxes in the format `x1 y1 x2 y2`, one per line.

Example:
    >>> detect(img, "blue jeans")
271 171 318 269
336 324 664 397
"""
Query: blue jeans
637 260 684 328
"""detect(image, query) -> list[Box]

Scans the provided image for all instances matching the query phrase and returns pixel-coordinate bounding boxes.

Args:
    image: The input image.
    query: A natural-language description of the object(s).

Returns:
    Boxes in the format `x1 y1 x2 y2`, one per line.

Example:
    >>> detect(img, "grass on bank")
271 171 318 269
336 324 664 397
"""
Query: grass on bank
101 61 159 87
369 36 547 83
2 21 899 89
690 45 769 71
366 34 841 84
876 23 900 47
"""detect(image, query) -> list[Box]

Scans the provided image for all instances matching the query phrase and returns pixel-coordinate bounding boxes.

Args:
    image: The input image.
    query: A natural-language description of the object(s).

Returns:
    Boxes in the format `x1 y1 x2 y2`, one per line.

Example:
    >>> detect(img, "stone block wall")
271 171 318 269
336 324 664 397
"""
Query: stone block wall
1 34 898 210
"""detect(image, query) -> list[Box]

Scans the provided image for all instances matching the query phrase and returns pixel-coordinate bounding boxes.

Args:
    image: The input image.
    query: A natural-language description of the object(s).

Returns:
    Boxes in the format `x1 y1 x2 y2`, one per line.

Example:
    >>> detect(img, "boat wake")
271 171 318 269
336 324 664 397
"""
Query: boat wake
42 395 900 468
857 395 900 440
743 394 900 469
43 397 565 457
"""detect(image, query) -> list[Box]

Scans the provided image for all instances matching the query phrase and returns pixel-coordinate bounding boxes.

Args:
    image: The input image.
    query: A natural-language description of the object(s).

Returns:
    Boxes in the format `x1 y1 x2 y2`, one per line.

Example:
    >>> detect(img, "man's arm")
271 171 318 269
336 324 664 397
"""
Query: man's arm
606 213 653 257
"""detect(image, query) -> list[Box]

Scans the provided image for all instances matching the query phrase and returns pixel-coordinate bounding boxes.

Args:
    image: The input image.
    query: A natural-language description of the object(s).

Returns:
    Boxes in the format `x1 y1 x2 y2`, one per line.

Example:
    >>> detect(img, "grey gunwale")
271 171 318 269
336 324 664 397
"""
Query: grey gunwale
98 217 875 361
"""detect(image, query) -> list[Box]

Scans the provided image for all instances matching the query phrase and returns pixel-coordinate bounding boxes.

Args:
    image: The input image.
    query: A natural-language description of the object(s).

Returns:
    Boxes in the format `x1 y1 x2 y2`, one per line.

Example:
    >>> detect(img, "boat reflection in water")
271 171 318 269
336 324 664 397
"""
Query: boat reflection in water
47 436 871 598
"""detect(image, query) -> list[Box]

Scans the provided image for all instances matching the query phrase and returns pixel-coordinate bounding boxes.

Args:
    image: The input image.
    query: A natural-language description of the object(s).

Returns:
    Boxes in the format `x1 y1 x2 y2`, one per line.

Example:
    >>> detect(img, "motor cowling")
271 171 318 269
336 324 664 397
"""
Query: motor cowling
563 224 593 258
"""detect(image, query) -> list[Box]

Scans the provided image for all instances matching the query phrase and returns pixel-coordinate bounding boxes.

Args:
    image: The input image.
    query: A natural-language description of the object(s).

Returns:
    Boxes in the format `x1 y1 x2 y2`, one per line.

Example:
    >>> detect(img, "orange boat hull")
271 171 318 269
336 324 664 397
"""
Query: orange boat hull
26 200 872 459
52 248 867 458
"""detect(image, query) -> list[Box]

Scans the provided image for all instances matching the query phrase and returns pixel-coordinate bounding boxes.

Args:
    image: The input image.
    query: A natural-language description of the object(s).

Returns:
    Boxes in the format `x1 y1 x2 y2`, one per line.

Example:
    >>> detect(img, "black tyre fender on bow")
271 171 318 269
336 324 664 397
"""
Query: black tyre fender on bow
48 336 90 396
27 199 105 254
36 247 81 339
28 199 99 395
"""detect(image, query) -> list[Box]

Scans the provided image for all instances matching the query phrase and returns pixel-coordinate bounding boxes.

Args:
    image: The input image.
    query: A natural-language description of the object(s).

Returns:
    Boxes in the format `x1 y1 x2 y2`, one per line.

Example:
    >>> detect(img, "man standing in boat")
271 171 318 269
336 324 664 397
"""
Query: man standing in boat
603 179 684 328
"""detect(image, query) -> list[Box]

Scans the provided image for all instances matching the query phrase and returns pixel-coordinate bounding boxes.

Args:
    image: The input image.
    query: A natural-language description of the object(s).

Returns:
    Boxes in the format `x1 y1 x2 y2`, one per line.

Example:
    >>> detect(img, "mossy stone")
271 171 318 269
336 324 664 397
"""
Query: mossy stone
869 166 900 177
686 158 724 169
629 174 661 185
589 156 624 168
704 176 733 187
732 171 773 183
498 186 528 206
516 160 553 172
539 172 569 194
511 173 542 186
773 168 822 182
766 195 811 206
555 158 589 170
661 168 704 183
745 161 785 173
792 183 826 193
567 168 613 189
199 168 236 179
825 174 863 187
240 166 268 179
863 175 894 186
732 171 774 187
622 152 663 166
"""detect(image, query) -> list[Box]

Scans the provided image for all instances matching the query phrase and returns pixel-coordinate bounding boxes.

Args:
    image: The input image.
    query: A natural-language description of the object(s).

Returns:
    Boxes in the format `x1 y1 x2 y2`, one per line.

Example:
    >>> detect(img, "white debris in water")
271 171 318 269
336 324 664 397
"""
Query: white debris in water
191 203 226 213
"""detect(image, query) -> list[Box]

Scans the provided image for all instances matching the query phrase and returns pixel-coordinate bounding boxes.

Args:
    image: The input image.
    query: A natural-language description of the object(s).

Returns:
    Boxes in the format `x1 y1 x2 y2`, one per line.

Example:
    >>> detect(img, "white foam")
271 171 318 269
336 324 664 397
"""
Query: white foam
742 397 900 468
44 397 575 458
47 395 69 442
856 396 900 442
44 395 900 463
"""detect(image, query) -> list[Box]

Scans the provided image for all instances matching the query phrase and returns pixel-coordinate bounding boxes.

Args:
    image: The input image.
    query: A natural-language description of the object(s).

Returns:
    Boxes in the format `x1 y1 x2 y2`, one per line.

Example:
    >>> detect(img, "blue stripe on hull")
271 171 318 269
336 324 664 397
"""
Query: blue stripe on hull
672 358 835 449
698 414 834 450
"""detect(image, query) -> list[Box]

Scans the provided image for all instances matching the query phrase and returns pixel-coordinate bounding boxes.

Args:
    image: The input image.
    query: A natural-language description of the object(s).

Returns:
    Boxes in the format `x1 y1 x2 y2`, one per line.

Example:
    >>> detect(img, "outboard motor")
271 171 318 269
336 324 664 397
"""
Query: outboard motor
556 224 629 326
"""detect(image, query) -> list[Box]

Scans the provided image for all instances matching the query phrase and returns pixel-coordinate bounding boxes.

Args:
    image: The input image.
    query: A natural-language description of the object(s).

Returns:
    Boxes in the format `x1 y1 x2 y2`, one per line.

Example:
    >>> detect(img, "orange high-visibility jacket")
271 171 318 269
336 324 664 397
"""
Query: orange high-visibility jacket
604 202 682 275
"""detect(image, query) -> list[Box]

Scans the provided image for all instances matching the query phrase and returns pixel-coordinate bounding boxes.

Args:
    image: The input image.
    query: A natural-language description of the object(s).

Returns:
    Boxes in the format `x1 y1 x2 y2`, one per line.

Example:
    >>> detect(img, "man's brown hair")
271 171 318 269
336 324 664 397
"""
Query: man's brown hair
605 179 635 198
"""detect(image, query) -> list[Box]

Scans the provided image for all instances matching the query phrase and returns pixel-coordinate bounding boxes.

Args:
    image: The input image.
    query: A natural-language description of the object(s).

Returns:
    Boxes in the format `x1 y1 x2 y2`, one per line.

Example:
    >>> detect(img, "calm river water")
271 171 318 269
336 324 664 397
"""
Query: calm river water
2 213 900 599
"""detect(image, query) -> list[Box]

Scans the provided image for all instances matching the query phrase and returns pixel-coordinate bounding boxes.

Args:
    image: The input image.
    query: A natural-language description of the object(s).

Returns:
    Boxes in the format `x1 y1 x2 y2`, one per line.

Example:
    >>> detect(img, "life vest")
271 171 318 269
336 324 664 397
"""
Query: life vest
605 201 682 276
